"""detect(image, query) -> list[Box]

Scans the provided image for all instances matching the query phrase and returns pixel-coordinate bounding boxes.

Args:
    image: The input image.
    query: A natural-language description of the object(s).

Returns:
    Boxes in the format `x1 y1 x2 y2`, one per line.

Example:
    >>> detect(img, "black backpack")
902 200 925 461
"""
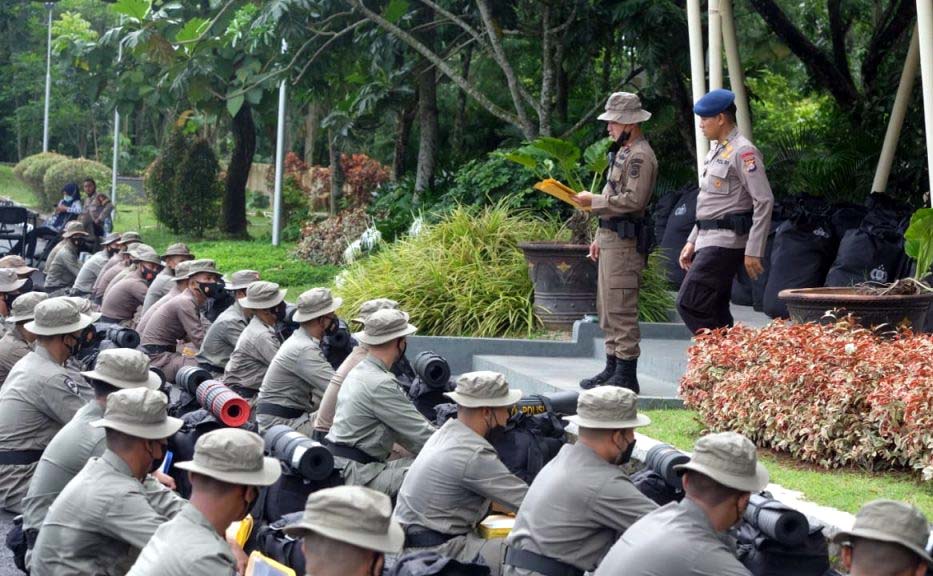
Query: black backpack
630 468 684 506
735 522 839 576
825 197 910 288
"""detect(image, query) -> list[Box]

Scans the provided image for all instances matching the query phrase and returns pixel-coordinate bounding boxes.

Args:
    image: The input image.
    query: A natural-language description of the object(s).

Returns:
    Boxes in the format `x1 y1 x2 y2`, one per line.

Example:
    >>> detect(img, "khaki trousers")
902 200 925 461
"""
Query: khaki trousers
596 229 644 360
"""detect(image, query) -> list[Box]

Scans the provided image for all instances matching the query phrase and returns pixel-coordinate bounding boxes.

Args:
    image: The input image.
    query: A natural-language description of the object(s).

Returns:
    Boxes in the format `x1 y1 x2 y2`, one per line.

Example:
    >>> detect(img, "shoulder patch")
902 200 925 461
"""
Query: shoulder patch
628 158 643 179
64 376 80 396
743 155 758 173
740 151 756 159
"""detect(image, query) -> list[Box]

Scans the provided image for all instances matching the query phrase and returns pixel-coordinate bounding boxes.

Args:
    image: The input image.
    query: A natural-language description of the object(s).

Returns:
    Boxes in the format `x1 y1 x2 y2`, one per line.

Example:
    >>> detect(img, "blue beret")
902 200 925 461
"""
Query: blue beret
693 89 736 117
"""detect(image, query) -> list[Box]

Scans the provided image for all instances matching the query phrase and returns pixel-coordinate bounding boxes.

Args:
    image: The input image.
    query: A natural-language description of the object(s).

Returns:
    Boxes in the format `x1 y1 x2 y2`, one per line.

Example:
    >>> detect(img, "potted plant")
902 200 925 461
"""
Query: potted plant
779 207 933 329
504 137 612 329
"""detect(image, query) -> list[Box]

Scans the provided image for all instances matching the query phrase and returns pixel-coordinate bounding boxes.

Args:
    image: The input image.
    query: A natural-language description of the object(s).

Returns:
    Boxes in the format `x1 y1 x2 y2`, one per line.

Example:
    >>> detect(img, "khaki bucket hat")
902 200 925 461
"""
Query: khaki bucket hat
160 243 194 259
91 387 183 440
597 92 652 124
7 292 48 324
175 428 281 486
172 260 195 282
130 244 162 265
445 371 522 408
64 296 96 315
674 431 770 493
834 500 932 564
240 281 287 310
24 297 100 336
353 309 416 346
284 486 404 554
0 255 37 277
100 233 122 246
0 269 27 293
352 298 399 324
565 386 651 430
175 259 221 280
61 221 88 239
119 231 141 244
223 270 260 291
81 348 161 390
293 287 342 322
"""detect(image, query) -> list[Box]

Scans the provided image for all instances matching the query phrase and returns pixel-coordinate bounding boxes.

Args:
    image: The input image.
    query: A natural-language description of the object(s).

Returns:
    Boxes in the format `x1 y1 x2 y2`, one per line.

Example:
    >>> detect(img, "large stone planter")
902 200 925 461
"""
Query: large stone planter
779 287 933 330
519 242 597 330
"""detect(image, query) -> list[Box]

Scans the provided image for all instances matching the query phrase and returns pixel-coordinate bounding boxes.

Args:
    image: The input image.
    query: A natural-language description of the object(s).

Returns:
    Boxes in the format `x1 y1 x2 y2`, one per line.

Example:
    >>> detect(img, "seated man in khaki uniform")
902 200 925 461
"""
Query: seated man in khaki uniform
44 222 89 294
223 281 286 401
72 232 121 296
195 269 260 374
91 233 141 302
0 297 96 512
396 371 528 575
129 428 281 576
595 431 770 576
504 386 658 576
835 500 931 576
100 244 163 326
30 388 185 576
285 486 404 576
0 268 32 340
136 259 194 336
42 221 84 275
0 292 47 385
325 309 435 497
256 287 340 434
21 349 164 560
141 259 222 383
140 243 194 315
314 298 398 436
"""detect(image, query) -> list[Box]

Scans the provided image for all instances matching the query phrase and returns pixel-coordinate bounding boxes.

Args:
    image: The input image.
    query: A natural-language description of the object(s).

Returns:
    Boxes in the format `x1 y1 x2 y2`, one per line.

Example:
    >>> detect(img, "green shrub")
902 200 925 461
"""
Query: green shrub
639 250 676 323
173 138 222 236
281 176 311 242
13 152 69 207
335 205 560 337
43 158 111 209
249 190 270 210
295 208 371 265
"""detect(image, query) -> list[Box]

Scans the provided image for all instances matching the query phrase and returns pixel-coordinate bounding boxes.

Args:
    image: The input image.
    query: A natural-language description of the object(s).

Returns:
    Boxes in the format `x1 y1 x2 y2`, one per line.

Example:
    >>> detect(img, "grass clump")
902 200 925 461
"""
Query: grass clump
336 204 560 337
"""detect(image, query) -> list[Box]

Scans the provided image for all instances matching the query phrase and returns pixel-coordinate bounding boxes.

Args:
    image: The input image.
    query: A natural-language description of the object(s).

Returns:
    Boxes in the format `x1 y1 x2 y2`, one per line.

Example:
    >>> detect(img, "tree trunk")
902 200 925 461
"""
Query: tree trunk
413 4 438 199
328 128 344 215
393 99 416 180
452 45 473 156
303 102 320 165
222 103 255 237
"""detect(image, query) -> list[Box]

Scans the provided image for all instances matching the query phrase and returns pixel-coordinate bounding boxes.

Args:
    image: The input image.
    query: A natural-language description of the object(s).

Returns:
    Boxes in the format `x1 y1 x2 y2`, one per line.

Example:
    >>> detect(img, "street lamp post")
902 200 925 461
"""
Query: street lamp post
271 39 288 247
42 1 54 152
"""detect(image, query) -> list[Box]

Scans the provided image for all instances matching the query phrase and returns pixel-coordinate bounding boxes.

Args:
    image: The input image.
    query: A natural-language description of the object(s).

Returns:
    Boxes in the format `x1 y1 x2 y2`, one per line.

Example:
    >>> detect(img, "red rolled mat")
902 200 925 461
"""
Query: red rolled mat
196 380 251 427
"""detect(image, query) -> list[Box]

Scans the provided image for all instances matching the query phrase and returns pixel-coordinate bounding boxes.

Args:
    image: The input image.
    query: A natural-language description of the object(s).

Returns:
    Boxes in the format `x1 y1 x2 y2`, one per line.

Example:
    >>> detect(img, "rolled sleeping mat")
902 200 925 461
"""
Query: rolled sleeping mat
513 390 580 417
195 380 250 428
644 443 690 491
176 365 213 396
105 326 140 349
744 492 810 546
412 351 451 390
264 425 335 482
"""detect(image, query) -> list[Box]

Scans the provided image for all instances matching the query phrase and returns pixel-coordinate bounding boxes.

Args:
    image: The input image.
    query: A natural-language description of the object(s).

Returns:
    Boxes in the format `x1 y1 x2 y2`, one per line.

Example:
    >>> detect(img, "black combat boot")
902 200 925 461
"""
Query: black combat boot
605 358 639 394
580 355 617 389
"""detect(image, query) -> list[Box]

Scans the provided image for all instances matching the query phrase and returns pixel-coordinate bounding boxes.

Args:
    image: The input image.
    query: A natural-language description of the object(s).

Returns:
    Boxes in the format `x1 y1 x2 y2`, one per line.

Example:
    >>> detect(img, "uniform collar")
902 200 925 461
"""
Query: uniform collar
681 496 719 532
365 354 391 373
721 127 740 146
35 343 62 366
181 501 220 534
102 449 136 479
9 327 27 344
624 134 645 148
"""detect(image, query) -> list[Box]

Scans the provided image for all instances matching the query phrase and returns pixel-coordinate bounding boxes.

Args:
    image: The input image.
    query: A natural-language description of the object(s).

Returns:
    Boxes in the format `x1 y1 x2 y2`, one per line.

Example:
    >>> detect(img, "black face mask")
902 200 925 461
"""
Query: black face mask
324 315 339 335
198 281 221 299
615 436 636 466
2 292 16 310
616 129 632 147
274 302 287 323
484 410 507 439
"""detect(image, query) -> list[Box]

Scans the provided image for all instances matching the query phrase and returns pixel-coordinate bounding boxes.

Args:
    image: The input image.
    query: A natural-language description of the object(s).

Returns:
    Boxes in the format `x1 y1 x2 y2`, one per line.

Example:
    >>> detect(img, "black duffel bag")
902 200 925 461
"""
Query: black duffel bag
659 185 699 288
732 202 790 311
825 197 909 288
735 521 839 576
653 188 684 254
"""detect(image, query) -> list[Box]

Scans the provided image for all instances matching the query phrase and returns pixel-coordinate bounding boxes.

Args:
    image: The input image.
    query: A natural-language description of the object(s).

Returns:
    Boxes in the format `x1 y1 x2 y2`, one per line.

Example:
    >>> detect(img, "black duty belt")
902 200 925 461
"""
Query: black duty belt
321 439 378 465
598 215 644 239
504 547 583 576
0 450 43 466
227 385 259 399
25 528 38 550
696 211 754 235
255 402 302 419
404 527 457 549
142 344 174 355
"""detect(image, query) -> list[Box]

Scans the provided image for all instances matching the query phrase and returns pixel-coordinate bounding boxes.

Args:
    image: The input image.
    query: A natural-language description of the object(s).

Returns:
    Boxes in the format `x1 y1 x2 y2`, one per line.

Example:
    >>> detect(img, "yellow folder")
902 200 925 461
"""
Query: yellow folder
246 551 296 576
533 179 590 212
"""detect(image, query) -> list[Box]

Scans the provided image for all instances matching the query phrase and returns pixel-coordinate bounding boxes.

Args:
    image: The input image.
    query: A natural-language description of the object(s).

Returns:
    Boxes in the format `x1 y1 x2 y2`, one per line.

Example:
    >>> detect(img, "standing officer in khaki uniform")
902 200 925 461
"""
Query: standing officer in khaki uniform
72 232 121 296
504 386 657 576
285 486 405 576
136 259 194 336
596 431 770 576
574 93 657 393
128 428 282 576
44 222 89 294
30 388 186 576
835 500 931 576
395 371 527 575
196 269 260 374
0 297 97 512
223 281 287 401
100 245 163 326
0 292 47 385
21 349 164 567
256 287 340 434
140 243 194 315
677 89 774 333
326 309 436 497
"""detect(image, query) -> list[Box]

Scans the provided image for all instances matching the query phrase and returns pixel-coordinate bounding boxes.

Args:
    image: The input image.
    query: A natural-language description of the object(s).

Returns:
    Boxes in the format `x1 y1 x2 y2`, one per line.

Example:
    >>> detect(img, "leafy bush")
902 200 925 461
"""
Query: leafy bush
43 158 111 209
146 129 188 231
13 152 69 207
281 176 311 242
248 190 270 210
680 317 933 480
307 153 392 207
335 205 560 337
639 250 676 323
294 207 371 265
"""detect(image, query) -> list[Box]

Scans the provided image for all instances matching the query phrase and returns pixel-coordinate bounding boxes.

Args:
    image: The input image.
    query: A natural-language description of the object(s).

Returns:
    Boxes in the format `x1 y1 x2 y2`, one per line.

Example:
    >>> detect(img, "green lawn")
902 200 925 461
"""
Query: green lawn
643 409 933 518
0 165 40 208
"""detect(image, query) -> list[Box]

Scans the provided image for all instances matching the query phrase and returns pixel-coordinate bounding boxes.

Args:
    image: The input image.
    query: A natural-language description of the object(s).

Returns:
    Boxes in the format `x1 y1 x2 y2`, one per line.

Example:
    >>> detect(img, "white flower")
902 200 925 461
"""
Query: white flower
360 222 382 252
343 239 362 264
408 216 424 237
844 343 857 355
333 270 349 290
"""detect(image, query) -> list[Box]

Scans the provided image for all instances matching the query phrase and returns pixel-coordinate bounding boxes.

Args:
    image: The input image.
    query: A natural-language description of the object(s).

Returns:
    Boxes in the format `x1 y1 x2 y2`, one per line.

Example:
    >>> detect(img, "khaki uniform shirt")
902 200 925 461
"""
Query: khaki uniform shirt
101 273 149 322
82 194 113 232
591 136 657 220
594 498 751 576
22 400 106 532
92 259 128 300
687 127 774 258
30 450 186 576
314 345 368 431
505 443 657 574
140 270 174 316
0 328 31 386
326 356 435 484
223 316 281 392
73 250 111 294
196 301 248 370
45 242 82 290
0 346 92 512
141 290 206 348
107 264 138 294
127 502 236 576
257 327 333 411
395 418 527 535
136 283 183 336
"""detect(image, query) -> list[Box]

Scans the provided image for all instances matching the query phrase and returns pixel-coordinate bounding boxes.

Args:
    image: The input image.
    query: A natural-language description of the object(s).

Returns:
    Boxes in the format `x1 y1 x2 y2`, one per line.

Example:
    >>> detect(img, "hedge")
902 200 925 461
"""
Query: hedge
13 152 68 208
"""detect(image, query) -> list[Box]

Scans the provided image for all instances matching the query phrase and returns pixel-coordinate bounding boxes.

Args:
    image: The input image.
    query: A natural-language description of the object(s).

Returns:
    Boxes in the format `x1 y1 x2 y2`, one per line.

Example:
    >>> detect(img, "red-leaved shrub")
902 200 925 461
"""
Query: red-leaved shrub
307 153 391 207
680 317 933 480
